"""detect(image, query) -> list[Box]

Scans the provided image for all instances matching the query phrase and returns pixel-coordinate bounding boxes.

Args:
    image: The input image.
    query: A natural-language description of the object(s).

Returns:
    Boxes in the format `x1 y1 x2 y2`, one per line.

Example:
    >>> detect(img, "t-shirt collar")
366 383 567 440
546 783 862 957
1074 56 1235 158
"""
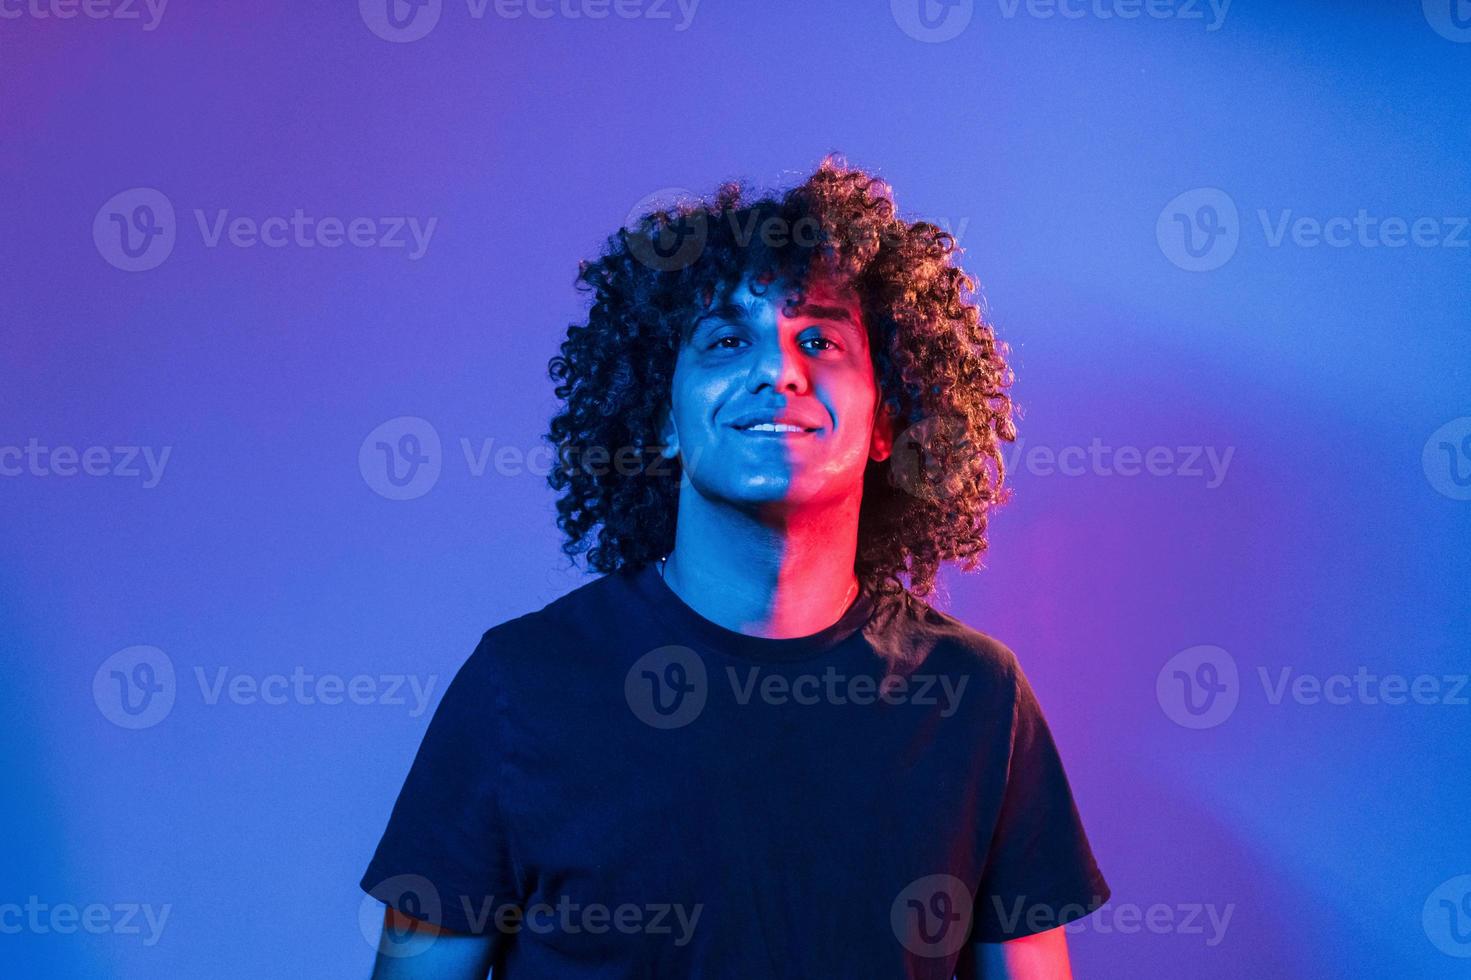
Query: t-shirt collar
622 560 877 664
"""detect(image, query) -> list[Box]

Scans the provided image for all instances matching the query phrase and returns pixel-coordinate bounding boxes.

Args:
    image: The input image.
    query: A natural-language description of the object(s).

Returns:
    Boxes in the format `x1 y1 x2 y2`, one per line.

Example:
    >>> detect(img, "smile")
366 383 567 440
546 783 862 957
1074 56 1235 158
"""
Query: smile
732 423 817 435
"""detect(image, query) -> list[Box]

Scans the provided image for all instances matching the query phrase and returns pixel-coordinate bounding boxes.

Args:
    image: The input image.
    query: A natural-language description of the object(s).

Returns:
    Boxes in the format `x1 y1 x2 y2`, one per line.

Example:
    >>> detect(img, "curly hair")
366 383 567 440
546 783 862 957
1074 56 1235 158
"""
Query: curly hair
545 154 1017 599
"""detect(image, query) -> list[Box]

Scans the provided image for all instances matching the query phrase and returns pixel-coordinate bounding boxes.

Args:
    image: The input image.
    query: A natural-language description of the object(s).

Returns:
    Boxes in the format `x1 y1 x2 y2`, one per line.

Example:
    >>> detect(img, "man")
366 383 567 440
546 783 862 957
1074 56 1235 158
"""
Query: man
360 156 1110 978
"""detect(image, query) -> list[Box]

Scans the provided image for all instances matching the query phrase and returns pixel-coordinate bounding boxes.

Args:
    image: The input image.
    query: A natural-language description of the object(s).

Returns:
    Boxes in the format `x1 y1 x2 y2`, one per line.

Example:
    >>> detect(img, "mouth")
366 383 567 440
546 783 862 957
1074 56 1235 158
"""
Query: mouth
731 422 819 436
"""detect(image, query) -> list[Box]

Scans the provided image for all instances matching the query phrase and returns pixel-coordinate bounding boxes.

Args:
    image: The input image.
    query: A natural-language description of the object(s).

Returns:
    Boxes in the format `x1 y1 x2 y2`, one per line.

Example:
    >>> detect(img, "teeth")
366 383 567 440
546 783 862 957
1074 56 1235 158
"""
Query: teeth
745 423 805 432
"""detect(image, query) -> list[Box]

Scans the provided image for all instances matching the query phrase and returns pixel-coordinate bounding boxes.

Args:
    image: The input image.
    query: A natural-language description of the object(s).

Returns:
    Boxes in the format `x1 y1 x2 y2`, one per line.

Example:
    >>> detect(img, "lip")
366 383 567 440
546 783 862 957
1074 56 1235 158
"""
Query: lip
732 424 818 437
726 409 825 433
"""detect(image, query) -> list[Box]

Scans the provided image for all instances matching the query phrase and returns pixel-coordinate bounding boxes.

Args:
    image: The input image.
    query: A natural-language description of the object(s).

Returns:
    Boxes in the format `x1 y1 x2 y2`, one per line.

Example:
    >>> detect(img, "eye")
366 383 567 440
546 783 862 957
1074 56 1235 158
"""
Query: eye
800 335 840 353
710 335 746 350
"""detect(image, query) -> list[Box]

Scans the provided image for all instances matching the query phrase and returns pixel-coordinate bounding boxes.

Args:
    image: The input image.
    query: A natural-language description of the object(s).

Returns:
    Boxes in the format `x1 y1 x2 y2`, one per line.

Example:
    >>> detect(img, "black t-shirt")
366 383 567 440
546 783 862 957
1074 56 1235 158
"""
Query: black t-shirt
360 563 1110 978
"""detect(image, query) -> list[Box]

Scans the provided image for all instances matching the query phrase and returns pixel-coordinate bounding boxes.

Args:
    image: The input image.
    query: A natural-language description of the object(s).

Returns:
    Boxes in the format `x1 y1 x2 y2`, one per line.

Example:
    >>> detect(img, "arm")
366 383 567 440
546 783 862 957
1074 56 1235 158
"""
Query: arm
959 650 1107 980
968 925 1073 979
368 907 499 980
360 634 516 979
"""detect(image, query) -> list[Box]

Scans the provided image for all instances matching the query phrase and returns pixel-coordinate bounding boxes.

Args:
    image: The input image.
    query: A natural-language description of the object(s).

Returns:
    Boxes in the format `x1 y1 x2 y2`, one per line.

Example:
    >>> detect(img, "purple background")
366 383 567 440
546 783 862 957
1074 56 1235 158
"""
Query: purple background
3 1 1469 976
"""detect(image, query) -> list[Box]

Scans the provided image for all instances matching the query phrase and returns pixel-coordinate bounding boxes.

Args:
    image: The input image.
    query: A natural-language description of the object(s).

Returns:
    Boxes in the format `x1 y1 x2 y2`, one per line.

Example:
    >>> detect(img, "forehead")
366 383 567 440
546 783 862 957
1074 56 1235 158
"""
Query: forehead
712 272 863 325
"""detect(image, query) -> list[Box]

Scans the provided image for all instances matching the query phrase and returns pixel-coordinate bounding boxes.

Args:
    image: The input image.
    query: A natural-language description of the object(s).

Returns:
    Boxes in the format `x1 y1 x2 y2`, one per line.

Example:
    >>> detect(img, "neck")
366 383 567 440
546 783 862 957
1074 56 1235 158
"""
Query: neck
661 483 863 639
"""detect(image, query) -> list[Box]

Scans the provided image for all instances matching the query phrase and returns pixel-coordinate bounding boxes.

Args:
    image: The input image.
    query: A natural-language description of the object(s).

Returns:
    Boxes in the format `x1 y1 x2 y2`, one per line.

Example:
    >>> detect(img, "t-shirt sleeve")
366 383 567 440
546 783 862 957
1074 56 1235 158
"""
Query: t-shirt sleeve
359 631 521 939
967 653 1110 944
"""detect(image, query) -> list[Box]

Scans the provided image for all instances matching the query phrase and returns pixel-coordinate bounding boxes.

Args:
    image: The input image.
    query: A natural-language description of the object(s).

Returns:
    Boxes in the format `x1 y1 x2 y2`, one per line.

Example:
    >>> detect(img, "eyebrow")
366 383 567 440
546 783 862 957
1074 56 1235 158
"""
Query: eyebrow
697 300 857 326
788 302 855 325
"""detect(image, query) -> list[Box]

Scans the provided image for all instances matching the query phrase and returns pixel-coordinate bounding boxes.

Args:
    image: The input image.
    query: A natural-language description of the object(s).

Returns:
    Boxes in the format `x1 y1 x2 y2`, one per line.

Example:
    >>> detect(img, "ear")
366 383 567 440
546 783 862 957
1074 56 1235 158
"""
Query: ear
868 399 895 463
657 405 680 459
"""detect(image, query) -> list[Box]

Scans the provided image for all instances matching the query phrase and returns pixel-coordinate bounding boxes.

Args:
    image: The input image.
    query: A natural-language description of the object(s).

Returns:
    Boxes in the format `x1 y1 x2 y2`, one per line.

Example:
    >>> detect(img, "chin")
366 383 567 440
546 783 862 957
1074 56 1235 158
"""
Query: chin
688 470 791 504
713 474 851 511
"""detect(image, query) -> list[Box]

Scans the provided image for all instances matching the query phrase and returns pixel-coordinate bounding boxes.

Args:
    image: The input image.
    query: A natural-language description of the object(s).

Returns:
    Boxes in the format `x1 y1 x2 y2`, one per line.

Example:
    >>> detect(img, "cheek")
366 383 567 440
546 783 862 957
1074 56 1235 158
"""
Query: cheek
827 370 880 434
670 366 730 437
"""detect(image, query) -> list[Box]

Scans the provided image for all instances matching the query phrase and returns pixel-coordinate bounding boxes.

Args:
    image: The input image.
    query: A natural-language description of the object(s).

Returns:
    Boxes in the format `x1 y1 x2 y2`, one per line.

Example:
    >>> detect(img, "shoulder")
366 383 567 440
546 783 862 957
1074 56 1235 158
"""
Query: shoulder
873 589 1025 693
480 567 629 643
459 567 634 677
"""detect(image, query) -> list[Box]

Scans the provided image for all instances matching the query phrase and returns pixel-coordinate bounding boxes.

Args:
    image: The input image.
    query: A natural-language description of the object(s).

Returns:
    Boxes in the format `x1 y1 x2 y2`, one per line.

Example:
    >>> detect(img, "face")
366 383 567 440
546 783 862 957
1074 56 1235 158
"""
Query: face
660 270 893 512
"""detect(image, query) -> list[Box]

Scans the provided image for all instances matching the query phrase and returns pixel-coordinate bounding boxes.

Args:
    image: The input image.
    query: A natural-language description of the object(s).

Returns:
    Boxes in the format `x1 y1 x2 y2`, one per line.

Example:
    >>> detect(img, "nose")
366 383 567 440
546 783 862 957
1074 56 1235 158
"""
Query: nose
744 333 809 396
